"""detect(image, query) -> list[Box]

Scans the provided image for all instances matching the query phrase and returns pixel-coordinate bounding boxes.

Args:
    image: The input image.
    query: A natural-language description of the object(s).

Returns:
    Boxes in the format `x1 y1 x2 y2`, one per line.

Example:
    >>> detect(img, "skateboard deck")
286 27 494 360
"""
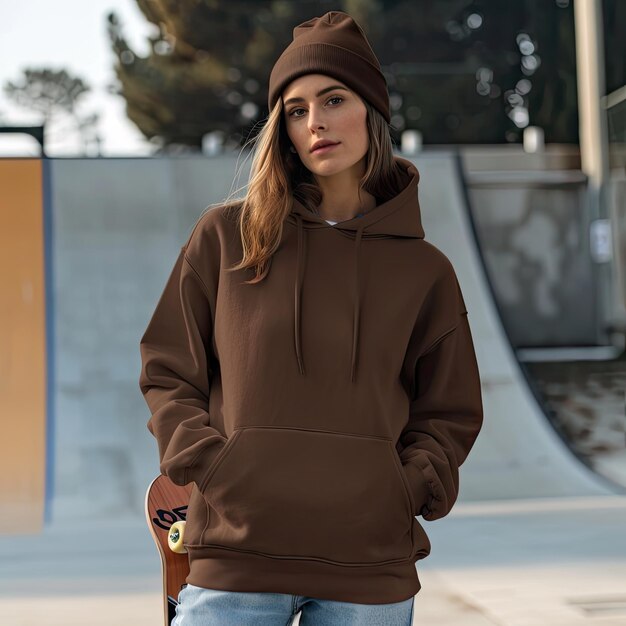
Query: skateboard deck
145 474 193 626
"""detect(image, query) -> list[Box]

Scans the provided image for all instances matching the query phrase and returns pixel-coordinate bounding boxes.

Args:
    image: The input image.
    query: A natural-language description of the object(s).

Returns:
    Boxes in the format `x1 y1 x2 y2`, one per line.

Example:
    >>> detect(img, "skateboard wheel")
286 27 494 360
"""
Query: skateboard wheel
168 521 187 554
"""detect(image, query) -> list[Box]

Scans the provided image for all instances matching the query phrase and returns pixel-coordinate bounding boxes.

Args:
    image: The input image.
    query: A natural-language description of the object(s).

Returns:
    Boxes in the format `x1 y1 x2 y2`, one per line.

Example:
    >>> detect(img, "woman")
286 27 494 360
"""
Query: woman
139 10 483 626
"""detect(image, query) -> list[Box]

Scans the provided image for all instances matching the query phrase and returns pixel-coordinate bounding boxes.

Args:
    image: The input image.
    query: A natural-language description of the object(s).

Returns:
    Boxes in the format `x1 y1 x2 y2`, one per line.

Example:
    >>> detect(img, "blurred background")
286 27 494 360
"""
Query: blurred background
1 1 625 624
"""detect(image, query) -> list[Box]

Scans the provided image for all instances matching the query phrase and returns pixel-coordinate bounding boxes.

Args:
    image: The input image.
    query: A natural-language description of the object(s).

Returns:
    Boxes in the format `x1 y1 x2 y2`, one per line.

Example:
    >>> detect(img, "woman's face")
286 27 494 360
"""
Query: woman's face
282 74 369 179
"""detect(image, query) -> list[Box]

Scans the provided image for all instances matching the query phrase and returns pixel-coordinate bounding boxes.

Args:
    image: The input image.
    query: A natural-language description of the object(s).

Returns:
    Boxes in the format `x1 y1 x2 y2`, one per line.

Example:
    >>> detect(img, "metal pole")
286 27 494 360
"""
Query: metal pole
574 0 619 345
574 0 609 201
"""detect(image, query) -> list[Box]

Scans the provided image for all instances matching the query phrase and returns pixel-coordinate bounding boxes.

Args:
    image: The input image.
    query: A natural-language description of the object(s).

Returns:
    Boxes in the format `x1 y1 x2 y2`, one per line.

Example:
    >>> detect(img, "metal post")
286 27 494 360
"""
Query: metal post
574 0 609 201
574 0 618 345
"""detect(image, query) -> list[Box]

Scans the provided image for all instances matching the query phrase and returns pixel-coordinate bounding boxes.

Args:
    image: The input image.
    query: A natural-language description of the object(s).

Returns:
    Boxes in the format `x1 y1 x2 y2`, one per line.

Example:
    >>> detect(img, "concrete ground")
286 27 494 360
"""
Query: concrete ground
2 493 625 626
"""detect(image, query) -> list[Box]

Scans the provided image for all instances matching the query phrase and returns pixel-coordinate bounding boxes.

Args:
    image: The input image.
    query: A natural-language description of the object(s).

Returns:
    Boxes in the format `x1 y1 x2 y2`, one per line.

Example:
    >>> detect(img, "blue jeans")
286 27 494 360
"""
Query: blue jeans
172 583 415 625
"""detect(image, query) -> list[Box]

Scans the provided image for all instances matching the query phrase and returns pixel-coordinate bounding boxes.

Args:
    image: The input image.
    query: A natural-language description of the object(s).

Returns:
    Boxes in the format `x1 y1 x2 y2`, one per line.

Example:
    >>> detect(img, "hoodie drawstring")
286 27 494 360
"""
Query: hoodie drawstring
350 225 364 383
293 216 365 383
294 214 306 375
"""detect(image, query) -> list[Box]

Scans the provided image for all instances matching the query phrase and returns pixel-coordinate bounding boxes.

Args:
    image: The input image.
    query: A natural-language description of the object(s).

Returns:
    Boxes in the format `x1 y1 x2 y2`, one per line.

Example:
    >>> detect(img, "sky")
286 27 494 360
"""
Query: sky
0 0 157 156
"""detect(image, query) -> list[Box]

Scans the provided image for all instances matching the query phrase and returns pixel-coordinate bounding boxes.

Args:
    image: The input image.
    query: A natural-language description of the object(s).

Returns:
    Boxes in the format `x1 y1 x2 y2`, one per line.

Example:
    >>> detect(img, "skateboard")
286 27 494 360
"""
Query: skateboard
145 474 193 626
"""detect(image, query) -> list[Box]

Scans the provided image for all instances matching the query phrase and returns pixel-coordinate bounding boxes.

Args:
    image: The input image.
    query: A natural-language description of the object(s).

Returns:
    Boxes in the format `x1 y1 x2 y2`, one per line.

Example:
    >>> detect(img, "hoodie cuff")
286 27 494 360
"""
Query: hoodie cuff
401 460 430 517
187 436 229 492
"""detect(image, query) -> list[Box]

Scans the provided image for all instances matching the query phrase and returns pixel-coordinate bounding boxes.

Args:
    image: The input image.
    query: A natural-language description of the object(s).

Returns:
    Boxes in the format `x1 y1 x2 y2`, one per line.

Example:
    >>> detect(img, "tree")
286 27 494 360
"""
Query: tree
107 1 318 152
367 0 578 143
3 68 102 154
107 0 579 149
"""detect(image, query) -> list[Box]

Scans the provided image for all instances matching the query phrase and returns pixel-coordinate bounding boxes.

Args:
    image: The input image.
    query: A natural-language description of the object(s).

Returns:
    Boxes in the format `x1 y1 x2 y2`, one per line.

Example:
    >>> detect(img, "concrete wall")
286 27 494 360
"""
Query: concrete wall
466 173 596 346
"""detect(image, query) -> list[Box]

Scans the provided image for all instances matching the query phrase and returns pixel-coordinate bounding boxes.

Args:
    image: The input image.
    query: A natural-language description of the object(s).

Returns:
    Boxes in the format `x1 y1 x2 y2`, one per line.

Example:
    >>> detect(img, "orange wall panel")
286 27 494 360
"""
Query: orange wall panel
0 159 46 533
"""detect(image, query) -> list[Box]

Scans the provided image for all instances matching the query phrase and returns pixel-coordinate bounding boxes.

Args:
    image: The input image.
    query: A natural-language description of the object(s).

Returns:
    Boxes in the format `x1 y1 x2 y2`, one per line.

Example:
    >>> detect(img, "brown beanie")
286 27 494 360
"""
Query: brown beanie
268 11 390 124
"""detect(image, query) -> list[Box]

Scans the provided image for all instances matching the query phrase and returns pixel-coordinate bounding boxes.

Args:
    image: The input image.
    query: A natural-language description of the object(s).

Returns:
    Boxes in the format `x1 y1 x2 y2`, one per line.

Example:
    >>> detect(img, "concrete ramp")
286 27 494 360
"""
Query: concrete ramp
409 151 616 500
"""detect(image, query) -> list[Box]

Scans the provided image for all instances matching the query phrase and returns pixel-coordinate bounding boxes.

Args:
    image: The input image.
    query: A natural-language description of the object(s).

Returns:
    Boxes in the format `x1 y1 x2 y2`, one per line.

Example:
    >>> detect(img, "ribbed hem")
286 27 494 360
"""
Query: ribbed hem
186 546 421 605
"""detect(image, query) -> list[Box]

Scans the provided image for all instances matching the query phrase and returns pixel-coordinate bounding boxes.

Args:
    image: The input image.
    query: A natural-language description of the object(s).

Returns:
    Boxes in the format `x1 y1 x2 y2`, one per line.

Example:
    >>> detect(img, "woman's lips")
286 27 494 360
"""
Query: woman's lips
311 142 340 155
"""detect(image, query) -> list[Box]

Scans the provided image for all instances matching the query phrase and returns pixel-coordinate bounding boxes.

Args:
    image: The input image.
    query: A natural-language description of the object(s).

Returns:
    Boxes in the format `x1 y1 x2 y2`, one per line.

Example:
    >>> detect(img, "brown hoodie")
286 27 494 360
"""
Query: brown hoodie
139 154 483 604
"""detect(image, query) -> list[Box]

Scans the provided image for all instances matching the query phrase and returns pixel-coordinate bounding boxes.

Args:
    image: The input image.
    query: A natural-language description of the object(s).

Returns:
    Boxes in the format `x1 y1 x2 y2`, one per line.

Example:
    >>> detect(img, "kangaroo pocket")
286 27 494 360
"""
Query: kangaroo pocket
193 426 417 566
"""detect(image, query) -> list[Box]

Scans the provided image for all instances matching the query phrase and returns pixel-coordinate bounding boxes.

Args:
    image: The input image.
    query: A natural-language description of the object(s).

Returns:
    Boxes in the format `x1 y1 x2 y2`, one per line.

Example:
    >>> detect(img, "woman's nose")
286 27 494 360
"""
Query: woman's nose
307 107 327 131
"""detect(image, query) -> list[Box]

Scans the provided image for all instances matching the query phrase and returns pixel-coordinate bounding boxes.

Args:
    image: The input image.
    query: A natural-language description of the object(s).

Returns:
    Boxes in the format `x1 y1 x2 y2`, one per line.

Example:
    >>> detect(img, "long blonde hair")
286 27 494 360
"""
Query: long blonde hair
209 92 404 284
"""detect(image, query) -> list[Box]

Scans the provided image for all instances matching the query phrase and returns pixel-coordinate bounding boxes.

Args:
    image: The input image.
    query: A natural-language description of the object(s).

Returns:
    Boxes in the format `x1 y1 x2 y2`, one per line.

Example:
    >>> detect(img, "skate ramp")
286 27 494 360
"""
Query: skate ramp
410 151 616 501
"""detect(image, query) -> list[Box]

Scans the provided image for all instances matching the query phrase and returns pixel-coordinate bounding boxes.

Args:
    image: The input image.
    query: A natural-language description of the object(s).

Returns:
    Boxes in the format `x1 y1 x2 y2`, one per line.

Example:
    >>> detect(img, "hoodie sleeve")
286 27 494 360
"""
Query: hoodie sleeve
399 261 483 522
139 234 227 490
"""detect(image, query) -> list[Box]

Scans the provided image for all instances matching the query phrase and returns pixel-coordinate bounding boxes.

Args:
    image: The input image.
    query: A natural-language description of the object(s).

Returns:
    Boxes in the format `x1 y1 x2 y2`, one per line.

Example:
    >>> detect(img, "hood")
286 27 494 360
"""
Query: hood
284 154 425 383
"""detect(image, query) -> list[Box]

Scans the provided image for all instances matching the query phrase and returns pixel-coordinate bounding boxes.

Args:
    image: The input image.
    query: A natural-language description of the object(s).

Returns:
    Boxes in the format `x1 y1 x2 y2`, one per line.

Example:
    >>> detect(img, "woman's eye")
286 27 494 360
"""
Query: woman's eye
289 96 343 118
